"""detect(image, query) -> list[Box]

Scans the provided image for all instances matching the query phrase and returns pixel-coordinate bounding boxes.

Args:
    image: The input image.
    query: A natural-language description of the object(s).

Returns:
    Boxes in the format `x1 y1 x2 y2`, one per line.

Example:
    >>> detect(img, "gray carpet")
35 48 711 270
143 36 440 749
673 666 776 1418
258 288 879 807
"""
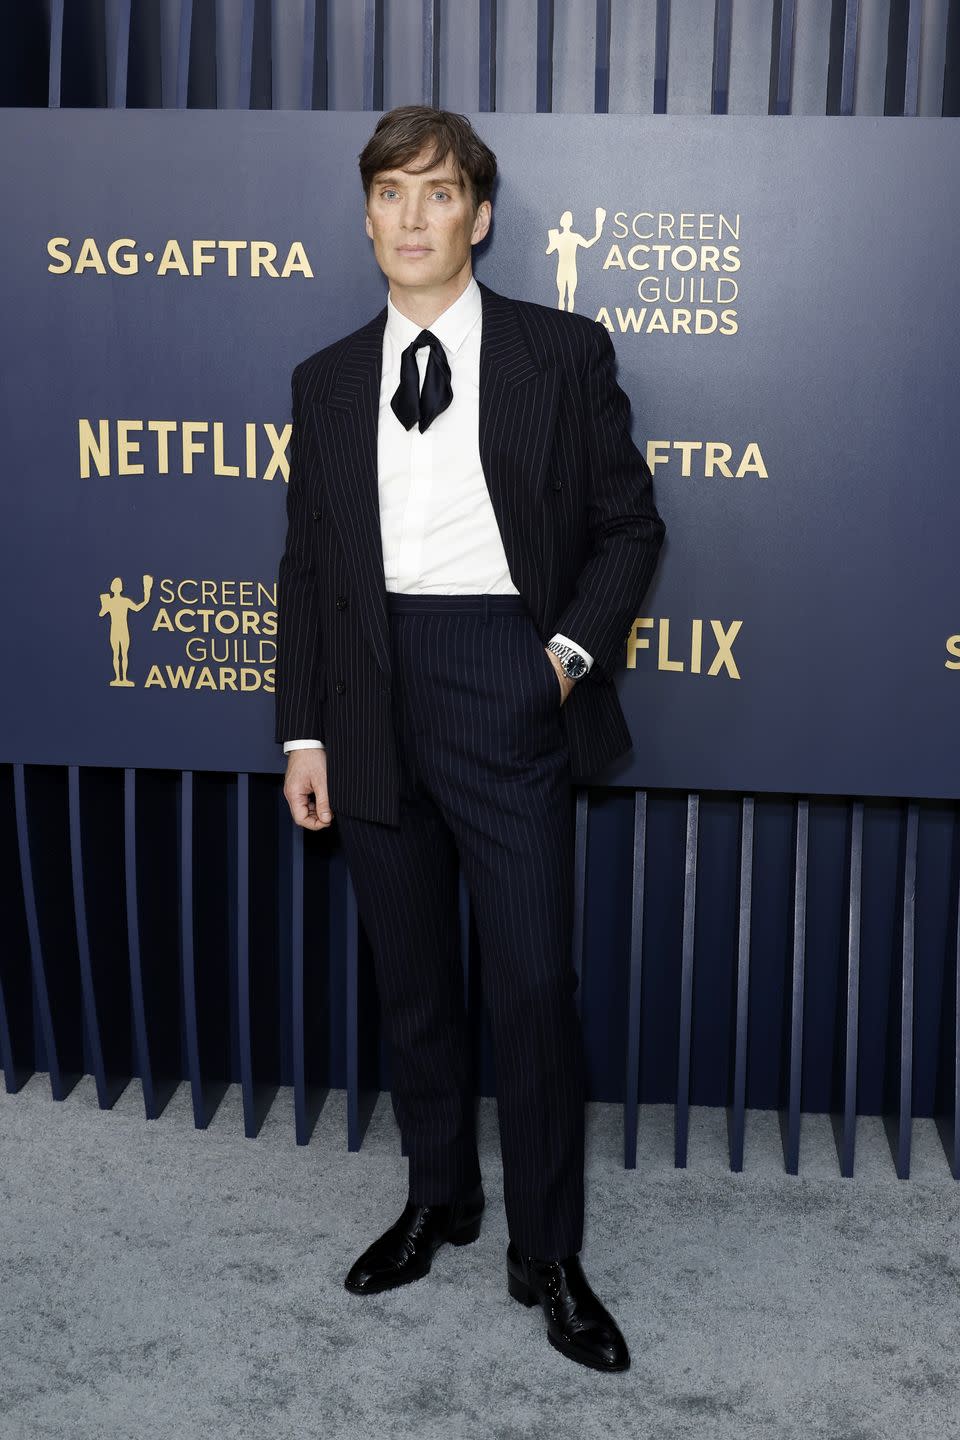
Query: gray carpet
1 1076 959 1440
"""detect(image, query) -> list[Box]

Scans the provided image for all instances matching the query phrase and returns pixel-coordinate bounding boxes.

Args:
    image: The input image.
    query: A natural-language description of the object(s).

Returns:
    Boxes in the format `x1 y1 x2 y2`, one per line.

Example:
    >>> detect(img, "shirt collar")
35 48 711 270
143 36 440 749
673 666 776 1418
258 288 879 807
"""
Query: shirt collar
385 274 481 356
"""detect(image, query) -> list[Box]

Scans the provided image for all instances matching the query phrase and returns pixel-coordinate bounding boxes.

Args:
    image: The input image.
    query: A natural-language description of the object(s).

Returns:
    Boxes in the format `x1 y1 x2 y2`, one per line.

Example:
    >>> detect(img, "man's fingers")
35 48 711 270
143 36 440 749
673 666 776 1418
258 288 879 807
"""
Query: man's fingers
284 755 334 829
290 788 323 829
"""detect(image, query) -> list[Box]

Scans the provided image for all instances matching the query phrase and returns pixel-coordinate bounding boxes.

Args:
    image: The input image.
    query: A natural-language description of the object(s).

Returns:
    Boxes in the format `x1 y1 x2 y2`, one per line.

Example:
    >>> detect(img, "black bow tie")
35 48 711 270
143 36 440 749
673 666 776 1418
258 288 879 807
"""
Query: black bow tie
390 328 453 434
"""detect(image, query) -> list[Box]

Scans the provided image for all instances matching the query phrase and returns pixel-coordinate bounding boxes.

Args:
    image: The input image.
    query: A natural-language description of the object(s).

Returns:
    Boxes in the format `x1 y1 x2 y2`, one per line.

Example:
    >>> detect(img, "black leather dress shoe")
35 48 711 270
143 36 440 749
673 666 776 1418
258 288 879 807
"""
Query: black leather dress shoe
344 1182 485 1294
506 1239 630 1372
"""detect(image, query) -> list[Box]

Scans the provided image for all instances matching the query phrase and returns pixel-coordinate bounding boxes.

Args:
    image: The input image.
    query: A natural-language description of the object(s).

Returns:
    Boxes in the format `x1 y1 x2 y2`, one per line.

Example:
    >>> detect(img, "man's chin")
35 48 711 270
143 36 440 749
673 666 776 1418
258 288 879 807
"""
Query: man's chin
385 266 446 290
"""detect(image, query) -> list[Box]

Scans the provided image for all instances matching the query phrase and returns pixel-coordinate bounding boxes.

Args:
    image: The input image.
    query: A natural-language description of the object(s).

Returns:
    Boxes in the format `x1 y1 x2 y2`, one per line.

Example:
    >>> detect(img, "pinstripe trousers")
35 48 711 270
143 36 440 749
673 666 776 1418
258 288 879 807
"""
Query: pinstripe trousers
335 591 586 1260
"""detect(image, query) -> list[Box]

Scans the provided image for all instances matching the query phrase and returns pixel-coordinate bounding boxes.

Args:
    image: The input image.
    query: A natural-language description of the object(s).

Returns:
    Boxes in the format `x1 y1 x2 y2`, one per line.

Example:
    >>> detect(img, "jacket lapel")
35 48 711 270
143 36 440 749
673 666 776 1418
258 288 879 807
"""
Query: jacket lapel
477 280 560 611
312 306 392 675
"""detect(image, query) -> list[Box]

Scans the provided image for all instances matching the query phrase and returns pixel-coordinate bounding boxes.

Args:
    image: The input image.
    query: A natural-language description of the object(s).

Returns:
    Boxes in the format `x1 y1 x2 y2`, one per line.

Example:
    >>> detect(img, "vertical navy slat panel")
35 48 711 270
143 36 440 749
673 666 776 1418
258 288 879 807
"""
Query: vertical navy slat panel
302 0 328 109
109 0 132 108
124 768 153 1114
186 772 231 1123
71 768 131 1100
902 0 922 115
0 763 36 1091
48 0 65 107
594 0 611 113
177 0 194 107
290 794 329 1146
654 0 671 113
362 0 384 109
422 0 440 106
238 776 280 1131
240 0 257 109
884 0 909 116
828 0 861 115
781 798 808 1174
67 766 106 1105
675 793 698 1168
234 774 283 1134
346 866 364 1148
13 765 74 1099
769 0 796 115
888 800 917 1177
251 0 274 109
181 771 206 1126
0 815 20 1077
124 770 181 1117
712 0 732 114
0 765 33 1090
840 0 860 115
728 796 754 1172
952 851 960 1177
838 800 863 1176
291 818 311 1143
479 0 496 111
301 0 316 110
536 0 554 112
236 773 257 1135
0 961 19 1092
623 791 647 1168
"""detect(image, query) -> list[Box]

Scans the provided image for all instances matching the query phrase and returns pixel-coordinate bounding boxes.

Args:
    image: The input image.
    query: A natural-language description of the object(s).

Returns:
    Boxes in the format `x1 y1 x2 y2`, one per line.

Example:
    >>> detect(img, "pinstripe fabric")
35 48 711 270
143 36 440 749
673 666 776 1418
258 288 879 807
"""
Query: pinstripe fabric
274 280 665 827
337 591 585 1259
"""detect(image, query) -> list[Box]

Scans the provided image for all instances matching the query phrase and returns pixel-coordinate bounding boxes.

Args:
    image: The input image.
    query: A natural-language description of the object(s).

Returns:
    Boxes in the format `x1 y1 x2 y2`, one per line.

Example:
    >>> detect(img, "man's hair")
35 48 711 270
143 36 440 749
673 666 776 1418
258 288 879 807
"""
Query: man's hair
358 105 497 213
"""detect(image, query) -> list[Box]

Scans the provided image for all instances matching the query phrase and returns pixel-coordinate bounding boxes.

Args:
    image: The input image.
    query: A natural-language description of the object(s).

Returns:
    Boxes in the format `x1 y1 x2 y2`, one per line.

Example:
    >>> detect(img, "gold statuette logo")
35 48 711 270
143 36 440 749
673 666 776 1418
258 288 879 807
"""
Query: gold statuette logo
545 208 606 312
98 574 153 686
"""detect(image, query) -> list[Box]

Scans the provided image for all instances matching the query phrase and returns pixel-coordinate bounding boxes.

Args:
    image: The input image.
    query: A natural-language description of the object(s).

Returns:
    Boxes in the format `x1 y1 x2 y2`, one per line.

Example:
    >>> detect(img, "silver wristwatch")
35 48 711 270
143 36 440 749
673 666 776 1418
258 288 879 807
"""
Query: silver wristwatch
546 639 588 681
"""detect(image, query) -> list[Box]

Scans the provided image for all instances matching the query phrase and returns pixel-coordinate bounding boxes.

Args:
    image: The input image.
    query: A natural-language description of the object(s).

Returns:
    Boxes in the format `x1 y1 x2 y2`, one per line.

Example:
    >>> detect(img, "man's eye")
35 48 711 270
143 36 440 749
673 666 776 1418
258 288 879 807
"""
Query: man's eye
432 191 450 200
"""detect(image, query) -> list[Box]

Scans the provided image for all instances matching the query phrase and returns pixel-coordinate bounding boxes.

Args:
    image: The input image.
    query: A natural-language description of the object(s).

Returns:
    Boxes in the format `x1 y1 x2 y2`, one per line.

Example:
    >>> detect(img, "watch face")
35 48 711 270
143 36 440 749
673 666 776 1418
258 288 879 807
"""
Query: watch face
564 652 588 679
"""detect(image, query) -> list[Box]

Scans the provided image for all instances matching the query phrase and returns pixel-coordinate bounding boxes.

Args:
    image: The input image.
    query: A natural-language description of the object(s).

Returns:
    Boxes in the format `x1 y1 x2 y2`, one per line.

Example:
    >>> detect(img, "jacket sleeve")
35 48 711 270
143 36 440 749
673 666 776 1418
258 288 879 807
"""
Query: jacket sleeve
273 362 326 744
552 322 666 683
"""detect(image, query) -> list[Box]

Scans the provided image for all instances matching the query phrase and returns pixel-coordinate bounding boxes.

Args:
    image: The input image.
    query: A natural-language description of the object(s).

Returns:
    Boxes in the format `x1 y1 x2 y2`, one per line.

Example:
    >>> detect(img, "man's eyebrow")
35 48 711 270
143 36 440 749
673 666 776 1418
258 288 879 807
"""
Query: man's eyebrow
373 172 463 186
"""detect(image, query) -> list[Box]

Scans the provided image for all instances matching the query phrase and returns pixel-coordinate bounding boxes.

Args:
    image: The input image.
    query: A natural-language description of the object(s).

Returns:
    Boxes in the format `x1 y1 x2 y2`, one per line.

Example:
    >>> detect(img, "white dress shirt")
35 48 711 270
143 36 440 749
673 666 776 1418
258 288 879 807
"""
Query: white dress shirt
284 274 592 753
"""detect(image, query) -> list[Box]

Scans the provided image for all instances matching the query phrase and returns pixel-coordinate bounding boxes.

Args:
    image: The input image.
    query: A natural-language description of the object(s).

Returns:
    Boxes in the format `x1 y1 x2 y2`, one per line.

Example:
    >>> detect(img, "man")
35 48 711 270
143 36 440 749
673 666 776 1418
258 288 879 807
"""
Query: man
275 104 665 1374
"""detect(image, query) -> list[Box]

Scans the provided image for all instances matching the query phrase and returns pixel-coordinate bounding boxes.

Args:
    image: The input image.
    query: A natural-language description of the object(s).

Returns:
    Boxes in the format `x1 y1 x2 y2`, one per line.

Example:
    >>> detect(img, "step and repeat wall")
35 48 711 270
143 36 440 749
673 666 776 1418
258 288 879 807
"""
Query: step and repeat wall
2 109 958 798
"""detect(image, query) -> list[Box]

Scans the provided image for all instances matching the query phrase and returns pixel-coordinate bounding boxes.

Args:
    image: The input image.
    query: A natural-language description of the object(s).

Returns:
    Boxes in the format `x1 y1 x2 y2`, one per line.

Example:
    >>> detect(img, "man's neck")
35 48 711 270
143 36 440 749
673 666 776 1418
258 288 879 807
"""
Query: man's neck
389 267 474 330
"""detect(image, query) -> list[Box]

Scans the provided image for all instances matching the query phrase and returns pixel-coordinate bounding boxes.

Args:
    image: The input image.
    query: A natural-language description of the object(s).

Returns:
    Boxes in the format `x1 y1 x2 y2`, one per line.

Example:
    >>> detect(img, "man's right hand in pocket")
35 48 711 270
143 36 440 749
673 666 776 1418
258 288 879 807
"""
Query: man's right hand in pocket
283 749 334 830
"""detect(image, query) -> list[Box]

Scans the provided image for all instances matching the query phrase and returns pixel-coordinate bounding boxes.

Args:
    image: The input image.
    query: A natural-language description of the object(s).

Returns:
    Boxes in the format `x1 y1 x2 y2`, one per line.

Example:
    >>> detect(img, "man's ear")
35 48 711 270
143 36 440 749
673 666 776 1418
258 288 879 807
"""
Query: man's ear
364 210 373 239
472 200 492 245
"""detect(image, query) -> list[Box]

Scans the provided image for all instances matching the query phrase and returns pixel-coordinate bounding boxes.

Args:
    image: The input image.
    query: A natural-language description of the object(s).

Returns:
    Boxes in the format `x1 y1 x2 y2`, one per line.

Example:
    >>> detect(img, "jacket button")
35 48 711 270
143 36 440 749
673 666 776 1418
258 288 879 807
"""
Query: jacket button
336 595 347 609
551 479 562 490
335 680 345 694
312 508 321 520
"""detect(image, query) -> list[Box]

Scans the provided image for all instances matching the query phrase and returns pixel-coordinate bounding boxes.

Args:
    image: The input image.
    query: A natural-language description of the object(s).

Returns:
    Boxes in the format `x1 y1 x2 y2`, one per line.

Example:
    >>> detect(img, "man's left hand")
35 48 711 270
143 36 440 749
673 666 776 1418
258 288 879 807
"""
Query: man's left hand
545 649 576 705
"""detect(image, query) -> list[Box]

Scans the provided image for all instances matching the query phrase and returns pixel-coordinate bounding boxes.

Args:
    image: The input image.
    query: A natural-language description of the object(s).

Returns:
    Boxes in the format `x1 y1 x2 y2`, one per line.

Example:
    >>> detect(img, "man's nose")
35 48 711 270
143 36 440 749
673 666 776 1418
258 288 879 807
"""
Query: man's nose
400 199 427 228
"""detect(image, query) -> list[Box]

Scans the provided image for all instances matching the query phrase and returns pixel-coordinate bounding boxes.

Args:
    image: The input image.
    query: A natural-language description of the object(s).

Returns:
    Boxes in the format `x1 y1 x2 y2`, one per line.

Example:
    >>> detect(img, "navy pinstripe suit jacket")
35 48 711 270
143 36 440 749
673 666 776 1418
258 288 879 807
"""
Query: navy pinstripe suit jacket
274 279 666 827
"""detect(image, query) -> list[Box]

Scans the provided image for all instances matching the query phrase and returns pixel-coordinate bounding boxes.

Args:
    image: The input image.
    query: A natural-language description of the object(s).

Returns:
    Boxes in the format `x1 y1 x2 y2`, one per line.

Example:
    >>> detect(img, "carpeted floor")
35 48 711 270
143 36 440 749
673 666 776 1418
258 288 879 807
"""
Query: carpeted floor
1 1075 959 1440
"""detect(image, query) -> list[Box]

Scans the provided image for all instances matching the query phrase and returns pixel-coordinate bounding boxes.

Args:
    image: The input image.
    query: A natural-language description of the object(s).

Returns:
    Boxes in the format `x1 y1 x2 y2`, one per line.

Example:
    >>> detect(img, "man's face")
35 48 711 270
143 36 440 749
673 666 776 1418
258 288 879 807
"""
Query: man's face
364 146 491 291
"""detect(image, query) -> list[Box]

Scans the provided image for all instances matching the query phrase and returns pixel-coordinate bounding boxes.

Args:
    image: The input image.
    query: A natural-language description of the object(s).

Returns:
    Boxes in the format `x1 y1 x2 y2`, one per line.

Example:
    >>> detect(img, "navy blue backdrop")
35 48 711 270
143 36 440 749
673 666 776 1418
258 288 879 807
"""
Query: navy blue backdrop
2 0 960 1182
3 111 959 795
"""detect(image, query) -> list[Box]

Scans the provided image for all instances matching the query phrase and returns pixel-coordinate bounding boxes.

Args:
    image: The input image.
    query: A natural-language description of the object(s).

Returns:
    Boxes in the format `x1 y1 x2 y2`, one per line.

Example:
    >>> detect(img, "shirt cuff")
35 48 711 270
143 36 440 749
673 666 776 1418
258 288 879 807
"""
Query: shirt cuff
283 739 325 753
549 633 594 674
